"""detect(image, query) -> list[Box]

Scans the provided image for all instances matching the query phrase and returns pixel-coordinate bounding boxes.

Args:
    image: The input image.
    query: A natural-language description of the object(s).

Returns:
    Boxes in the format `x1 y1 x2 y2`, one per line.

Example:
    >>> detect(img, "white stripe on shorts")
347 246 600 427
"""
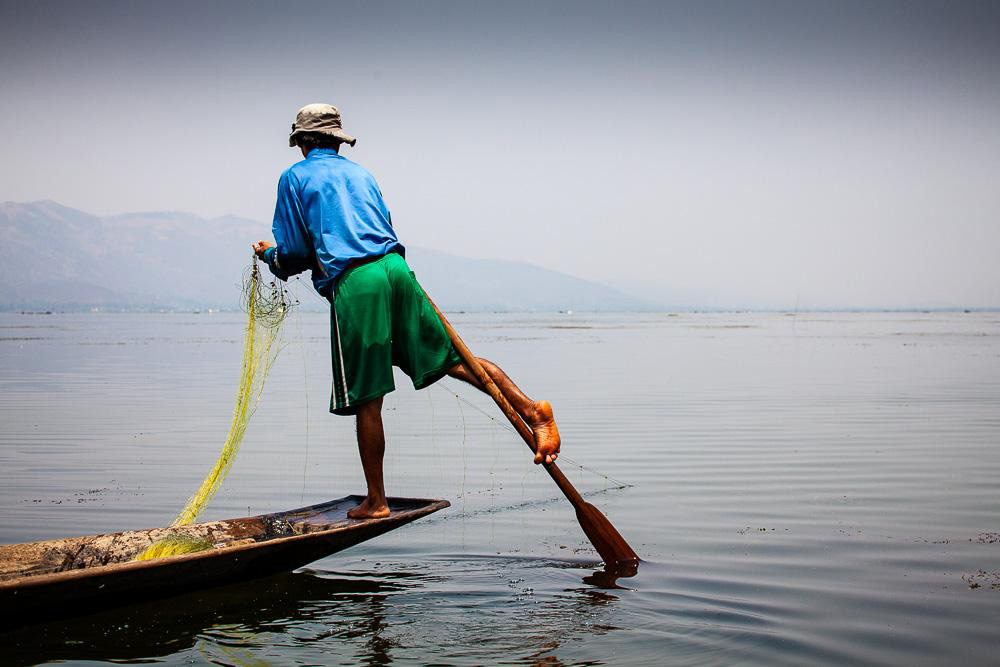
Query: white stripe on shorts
333 307 350 407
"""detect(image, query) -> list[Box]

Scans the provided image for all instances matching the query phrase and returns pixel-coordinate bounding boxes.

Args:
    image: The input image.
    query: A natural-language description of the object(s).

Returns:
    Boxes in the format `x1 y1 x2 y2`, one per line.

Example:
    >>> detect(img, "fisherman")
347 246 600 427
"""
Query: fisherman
253 104 560 519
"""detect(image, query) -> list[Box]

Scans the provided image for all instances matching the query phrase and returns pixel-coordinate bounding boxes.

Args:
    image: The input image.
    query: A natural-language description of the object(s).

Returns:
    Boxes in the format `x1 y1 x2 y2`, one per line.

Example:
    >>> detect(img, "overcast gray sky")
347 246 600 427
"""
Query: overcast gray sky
1 0 998 308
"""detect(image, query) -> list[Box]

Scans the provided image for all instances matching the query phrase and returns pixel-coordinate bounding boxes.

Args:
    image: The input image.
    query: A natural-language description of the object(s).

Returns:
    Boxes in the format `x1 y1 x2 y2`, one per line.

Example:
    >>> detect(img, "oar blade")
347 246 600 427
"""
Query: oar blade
574 501 640 566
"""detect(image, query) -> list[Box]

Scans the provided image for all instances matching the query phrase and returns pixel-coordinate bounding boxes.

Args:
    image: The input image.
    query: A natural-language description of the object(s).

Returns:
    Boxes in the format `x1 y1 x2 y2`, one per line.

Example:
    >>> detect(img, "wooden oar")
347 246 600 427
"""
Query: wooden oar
427 296 640 567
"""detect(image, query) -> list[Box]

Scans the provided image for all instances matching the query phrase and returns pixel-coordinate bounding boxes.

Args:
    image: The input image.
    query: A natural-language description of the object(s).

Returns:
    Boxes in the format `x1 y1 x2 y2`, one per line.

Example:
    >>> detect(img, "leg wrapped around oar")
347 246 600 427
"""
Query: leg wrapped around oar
426 293 639 567
446 359 561 465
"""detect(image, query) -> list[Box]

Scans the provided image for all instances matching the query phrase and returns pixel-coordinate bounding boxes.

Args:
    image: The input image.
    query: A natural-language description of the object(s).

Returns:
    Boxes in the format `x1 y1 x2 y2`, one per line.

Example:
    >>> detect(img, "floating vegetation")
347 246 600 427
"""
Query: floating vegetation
137 258 292 561
963 569 1000 590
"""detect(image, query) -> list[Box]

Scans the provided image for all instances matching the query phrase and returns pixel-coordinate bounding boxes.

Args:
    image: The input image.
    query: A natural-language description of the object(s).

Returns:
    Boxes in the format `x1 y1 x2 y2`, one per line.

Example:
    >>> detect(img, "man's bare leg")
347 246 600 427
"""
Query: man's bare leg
447 359 561 464
347 396 391 519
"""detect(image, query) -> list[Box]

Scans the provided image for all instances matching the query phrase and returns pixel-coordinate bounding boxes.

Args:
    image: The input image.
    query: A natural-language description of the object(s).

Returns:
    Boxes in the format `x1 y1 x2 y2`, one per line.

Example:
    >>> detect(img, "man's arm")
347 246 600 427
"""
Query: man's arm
254 170 314 280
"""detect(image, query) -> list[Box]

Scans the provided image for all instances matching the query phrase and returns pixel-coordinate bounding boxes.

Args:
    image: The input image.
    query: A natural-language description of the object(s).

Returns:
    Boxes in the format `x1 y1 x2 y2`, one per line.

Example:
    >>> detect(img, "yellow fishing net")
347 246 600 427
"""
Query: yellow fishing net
136 258 291 561
136 535 215 561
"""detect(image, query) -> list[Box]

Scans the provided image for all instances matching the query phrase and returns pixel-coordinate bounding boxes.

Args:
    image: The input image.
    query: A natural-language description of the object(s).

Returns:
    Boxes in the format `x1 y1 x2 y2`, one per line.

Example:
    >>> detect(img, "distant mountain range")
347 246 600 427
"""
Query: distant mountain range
0 201 657 312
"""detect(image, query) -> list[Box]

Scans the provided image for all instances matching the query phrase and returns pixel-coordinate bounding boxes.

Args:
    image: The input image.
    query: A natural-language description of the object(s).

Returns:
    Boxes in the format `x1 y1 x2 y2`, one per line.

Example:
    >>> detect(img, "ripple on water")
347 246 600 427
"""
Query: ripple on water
2 312 1000 665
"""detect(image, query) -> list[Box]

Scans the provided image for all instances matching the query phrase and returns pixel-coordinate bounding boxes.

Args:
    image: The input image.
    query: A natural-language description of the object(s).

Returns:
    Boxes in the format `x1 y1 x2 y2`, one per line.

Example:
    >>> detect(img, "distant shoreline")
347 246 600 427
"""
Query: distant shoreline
3 308 998 315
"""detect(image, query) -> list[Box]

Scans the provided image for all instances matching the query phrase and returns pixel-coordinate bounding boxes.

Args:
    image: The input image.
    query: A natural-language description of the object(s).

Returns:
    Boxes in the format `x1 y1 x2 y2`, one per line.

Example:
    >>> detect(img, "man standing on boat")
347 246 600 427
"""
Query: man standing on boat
253 104 560 519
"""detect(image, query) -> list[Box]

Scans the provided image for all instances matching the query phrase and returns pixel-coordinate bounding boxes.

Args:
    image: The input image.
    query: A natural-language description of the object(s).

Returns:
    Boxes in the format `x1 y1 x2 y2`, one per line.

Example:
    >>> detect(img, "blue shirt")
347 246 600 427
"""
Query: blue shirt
263 148 402 296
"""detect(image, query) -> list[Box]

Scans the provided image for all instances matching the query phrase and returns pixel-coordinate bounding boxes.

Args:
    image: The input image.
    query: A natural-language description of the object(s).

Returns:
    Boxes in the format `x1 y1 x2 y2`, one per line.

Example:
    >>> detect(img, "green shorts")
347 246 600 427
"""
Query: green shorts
329 252 461 415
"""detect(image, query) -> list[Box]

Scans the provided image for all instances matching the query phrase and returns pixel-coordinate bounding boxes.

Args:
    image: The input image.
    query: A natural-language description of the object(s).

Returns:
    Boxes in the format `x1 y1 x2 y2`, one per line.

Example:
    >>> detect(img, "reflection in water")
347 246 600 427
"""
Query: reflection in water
2 560 629 667
521 645 569 667
2 570 414 666
583 560 640 590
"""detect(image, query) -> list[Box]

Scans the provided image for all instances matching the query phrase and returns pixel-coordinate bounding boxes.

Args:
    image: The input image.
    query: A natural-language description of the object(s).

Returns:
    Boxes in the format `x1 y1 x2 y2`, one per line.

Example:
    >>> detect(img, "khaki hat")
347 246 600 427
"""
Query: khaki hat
288 103 357 147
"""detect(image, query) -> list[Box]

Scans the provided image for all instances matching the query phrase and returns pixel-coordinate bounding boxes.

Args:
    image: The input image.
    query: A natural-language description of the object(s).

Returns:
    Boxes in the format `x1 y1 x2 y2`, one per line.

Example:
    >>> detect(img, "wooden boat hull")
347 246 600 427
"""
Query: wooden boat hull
0 495 448 623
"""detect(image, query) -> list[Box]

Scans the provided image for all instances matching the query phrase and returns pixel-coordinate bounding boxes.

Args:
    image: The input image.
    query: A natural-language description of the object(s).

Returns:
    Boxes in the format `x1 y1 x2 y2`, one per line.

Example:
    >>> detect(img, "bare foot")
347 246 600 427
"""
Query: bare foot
347 497 391 519
529 400 561 465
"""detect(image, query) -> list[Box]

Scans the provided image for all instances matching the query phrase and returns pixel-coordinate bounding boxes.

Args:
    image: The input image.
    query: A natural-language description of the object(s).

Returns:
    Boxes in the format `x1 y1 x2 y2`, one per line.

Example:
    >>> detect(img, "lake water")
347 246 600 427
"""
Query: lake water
1 310 999 665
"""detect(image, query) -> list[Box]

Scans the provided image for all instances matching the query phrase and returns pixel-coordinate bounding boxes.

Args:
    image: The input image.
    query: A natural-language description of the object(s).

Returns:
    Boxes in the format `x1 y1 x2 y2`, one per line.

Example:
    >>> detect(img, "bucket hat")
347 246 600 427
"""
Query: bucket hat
288 103 357 147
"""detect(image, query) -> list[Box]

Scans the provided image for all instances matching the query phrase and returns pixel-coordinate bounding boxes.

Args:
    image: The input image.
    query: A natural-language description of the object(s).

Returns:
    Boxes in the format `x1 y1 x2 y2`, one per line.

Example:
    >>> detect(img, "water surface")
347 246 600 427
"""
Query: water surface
2 311 999 665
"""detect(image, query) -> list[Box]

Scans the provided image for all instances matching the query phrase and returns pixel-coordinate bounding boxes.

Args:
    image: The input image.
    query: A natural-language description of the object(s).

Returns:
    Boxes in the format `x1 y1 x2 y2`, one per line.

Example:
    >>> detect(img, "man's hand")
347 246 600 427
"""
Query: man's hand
252 240 274 258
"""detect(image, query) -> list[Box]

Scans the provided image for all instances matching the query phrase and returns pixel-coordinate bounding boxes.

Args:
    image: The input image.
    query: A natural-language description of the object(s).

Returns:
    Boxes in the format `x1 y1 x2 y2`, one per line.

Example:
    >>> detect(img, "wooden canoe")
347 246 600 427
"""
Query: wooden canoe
0 495 448 622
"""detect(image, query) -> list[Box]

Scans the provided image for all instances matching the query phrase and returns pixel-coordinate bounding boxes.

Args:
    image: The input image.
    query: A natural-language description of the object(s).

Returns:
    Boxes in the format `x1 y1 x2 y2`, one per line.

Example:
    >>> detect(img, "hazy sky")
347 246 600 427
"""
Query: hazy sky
2 1 998 307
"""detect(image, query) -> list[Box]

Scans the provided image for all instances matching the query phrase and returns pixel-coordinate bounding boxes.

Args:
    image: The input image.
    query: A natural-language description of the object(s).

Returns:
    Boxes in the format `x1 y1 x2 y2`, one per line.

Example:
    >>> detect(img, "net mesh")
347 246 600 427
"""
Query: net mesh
136 258 291 561
134 535 215 561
